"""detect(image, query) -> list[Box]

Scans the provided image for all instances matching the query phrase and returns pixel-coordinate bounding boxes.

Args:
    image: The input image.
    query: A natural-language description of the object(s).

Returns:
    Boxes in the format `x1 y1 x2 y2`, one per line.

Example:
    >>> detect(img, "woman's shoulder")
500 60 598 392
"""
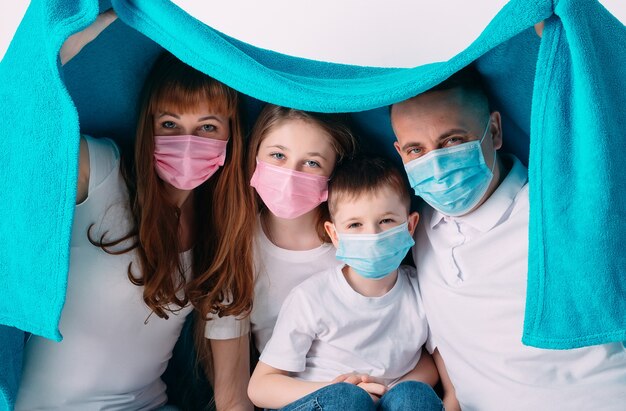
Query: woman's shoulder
81 135 121 188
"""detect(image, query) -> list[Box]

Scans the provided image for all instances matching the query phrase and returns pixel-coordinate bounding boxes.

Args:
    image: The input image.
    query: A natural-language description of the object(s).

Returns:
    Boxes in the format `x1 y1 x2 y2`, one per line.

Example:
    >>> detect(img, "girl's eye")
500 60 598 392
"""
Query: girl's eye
270 152 285 160
201 124 217 132
161 121 176 129
304 160 321 168
347 222 362 229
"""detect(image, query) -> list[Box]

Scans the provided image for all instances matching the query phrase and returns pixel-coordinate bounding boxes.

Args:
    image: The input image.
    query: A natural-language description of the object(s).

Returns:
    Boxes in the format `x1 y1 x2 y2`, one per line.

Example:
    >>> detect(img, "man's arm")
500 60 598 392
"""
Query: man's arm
432 348 460 411
397 348 439 387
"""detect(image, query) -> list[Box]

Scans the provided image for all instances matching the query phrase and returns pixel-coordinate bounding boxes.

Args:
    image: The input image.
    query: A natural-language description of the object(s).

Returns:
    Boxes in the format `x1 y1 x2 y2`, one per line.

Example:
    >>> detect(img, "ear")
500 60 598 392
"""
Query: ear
407 211 420 236
324 221 340 248
393 140 402 156
489 111 503 151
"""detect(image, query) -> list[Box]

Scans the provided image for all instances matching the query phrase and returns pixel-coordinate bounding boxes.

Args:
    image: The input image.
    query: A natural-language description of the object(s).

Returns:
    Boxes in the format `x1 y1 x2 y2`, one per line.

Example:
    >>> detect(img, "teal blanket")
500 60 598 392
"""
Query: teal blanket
1 0 625 408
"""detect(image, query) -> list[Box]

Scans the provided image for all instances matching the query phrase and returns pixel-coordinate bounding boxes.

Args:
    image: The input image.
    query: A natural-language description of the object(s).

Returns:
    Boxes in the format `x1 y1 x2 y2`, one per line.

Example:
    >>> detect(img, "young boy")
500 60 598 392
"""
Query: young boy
248 156 443 411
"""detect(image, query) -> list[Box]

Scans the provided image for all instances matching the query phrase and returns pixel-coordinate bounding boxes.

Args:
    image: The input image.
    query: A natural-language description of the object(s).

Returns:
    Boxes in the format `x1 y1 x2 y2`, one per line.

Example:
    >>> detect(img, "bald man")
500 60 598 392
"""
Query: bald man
390 67 626 411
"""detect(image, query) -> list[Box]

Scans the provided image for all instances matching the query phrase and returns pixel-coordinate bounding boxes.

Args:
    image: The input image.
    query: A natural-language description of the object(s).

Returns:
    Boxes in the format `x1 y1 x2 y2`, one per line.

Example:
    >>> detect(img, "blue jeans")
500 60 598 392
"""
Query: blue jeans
377 381 443 411
272 381 443 411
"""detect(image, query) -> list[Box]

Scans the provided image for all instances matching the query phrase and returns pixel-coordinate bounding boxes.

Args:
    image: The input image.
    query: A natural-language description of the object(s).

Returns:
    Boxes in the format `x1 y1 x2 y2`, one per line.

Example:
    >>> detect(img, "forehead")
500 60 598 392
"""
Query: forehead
260 119 334 152
332 186 407 221
391 89 480 139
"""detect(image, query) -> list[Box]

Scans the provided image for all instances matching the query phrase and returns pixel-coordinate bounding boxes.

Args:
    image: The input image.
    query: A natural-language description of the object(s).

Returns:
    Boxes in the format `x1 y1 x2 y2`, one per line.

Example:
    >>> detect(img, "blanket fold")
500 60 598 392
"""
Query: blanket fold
1 0 624 407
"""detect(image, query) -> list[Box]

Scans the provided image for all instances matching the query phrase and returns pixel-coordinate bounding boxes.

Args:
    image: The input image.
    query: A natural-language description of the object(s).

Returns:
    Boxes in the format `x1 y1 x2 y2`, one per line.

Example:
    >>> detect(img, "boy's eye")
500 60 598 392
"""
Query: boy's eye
304 160 321 168
270 152 285 160
380 218 395 225
201 124 217 132
161 121 176 129
347 222 362 229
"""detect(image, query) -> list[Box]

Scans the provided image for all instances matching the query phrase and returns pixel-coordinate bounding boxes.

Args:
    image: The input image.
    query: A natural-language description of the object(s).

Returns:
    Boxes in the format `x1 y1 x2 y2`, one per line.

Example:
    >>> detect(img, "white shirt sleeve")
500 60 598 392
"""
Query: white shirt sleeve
259 287 317 373
204 313 250 340
82 134 120 194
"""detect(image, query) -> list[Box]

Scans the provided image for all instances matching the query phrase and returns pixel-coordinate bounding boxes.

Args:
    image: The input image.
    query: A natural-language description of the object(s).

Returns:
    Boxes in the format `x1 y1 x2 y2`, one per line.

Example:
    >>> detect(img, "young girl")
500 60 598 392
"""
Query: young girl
206 104 357 410
16 12 255 410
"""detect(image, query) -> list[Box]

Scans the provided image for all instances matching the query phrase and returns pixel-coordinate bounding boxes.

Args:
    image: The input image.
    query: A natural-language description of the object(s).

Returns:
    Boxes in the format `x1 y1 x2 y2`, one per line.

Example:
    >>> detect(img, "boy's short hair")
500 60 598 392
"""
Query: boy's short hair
328 156 411 217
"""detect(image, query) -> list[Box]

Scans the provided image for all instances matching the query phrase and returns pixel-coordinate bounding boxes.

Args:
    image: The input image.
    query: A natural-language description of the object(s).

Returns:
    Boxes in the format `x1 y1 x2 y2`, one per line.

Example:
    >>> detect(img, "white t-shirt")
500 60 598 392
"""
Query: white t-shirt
415 155 626 411
260 265 428 386
205 218 339 353
16 136 194 411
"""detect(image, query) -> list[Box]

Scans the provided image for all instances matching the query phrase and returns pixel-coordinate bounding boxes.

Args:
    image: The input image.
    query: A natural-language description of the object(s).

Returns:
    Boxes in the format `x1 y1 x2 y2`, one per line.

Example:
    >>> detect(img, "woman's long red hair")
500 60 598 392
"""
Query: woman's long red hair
93 52 255 322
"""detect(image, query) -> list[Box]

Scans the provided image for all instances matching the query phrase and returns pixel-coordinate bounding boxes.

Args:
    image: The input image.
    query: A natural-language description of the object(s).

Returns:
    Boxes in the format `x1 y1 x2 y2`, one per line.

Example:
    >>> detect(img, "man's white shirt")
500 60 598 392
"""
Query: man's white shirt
414 155 626 411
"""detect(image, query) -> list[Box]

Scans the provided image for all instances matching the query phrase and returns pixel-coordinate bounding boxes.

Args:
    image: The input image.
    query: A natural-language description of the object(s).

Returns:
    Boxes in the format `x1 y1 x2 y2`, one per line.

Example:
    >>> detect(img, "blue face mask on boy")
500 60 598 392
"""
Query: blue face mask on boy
335 222 415 280
404 118 495 217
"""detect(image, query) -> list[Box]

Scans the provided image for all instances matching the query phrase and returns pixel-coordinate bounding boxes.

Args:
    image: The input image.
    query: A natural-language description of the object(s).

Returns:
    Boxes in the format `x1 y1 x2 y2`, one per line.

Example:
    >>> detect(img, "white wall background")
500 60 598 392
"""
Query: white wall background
1 1 626 67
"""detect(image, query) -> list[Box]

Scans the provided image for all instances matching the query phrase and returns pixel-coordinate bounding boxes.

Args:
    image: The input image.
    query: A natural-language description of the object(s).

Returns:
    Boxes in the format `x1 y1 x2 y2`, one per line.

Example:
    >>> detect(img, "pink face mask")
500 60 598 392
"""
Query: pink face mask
154 134 228 190
250 160 329 219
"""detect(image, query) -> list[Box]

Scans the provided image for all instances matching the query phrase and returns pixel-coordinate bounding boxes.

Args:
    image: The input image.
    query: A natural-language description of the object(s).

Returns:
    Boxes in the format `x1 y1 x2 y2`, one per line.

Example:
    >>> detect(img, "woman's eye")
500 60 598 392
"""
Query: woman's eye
270 152 285 160
304 160 321 168
201 124 217 132
161 121 176 129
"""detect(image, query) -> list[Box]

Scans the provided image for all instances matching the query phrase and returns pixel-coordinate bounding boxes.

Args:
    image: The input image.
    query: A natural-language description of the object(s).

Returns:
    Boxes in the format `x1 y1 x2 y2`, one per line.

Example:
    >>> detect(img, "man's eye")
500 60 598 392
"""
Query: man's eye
444 136 465 146
270 153 285 160
161 121 176 129
407 147 422 156
201 124 217 132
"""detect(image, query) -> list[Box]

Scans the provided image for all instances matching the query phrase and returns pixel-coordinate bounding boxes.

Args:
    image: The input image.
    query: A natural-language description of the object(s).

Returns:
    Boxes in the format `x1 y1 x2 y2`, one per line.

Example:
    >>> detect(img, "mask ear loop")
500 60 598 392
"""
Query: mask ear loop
479 115 498 173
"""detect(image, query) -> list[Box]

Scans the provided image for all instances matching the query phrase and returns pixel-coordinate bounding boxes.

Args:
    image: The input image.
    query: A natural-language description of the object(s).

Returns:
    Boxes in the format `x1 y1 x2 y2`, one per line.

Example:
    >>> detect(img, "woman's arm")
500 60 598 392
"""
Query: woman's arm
248 361 330 409
59 8 117 65
432 348 460 411
397 347 439 387
210 336 254 411
76 136 90 204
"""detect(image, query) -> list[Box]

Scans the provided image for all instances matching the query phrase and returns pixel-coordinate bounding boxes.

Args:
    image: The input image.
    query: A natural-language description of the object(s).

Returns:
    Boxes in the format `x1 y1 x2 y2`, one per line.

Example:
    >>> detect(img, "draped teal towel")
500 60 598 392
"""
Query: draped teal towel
0 0 624 407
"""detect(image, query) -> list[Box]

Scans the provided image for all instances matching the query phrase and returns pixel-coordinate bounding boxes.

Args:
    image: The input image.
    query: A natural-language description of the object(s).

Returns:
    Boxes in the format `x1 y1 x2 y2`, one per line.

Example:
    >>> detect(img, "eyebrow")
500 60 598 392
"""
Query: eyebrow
198 115 223 123
267 144 289 151
306 152 327 160
157 112 223 123
400 128 469 151
158 112 180 119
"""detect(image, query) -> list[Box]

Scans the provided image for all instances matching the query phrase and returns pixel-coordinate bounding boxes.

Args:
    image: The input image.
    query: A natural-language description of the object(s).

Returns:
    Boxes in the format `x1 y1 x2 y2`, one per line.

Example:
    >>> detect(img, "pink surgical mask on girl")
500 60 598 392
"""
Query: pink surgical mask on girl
250 160 329 219
154 134 228 190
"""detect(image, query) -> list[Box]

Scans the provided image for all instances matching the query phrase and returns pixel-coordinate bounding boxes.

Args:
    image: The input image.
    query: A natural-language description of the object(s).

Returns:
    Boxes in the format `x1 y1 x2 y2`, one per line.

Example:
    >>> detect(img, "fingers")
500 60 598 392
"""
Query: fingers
332 373 369 385
357 381 388 397
534 21 544 38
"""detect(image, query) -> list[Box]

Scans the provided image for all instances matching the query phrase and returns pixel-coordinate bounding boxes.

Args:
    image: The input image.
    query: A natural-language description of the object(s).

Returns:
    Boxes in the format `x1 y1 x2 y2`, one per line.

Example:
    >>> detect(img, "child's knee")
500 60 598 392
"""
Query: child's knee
381 381 442 411
315 382 375 410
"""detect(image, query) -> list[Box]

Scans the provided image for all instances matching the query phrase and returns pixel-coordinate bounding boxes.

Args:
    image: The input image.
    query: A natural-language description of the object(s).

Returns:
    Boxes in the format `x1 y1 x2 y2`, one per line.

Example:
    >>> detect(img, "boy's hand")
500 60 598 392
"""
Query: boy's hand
332 372 369 385
356 381 387 402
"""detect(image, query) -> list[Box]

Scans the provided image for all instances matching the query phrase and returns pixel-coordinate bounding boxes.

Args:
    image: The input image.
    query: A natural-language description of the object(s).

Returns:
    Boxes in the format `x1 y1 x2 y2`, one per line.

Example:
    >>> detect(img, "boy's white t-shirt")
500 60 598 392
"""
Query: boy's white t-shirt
16 136 194 411
260 265 428 386
205 217 340 353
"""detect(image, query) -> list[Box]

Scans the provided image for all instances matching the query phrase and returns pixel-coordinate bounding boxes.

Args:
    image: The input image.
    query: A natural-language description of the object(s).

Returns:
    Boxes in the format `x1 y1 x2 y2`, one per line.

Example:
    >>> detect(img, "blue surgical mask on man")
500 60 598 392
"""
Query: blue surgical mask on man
404 117 496 216
335 222 415 280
